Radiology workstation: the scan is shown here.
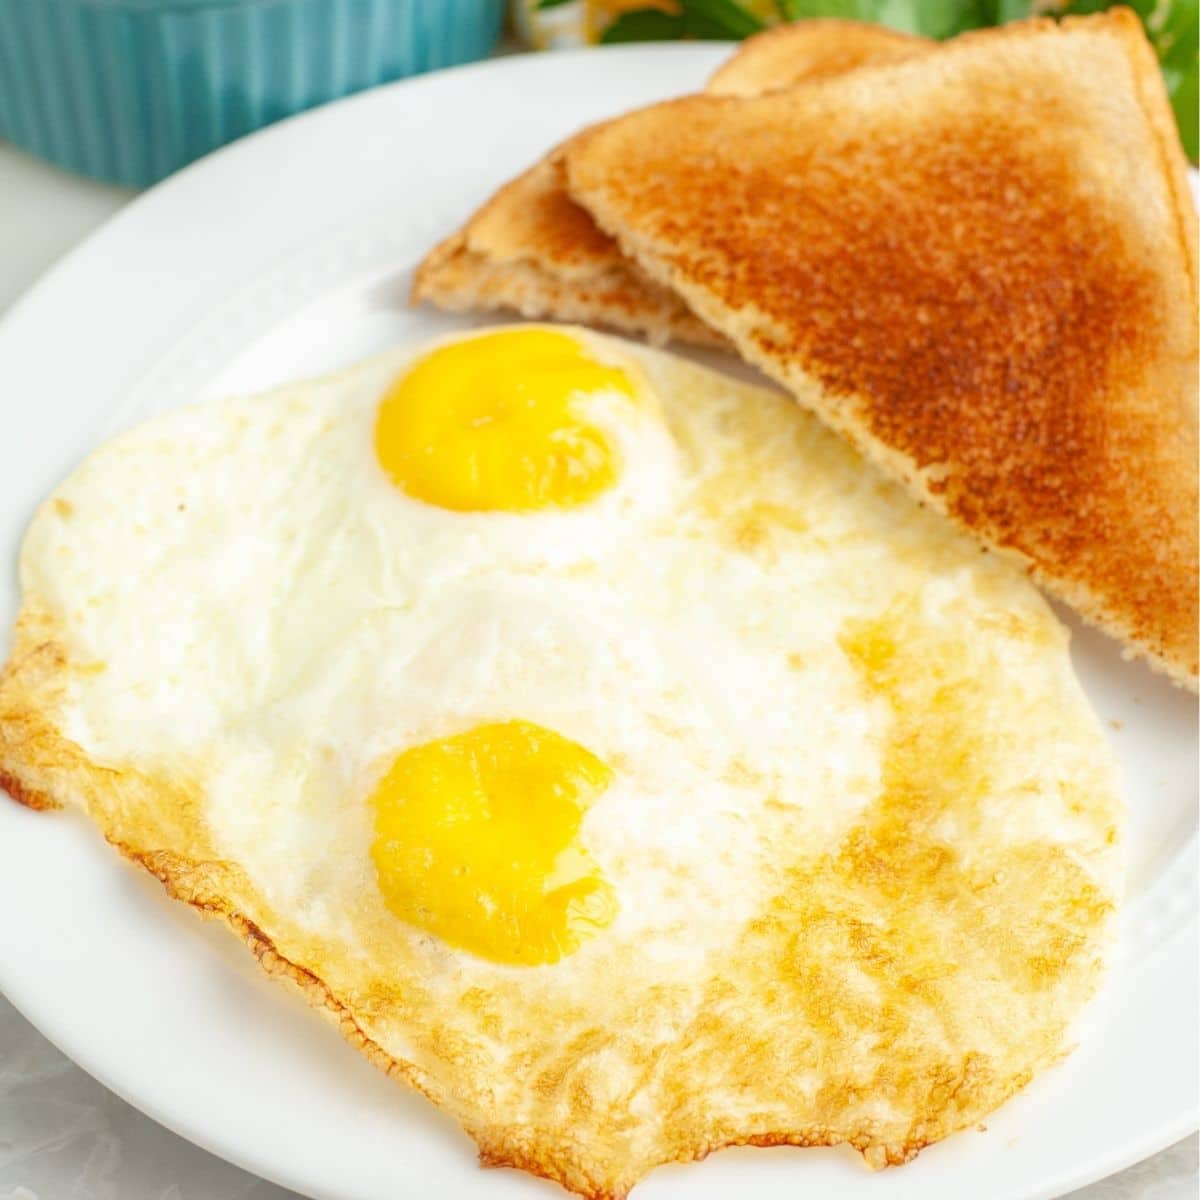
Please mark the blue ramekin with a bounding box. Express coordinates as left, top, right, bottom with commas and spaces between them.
0, 0, 505, 187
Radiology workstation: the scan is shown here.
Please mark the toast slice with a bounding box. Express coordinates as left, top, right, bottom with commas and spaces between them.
412, 21, 929, 345
412, 155, 722, 346
708, 18, 927, 95
566, 11, 1199, 685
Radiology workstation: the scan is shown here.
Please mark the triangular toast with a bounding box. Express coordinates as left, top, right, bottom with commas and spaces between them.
412, 21, 928, 345
566, 11, 1199, 684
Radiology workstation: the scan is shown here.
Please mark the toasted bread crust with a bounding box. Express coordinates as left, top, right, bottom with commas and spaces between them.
708, 19, 929, 95
567, 11, 1199, 686
413, 160, 722, 346
410, 150, 702, 345
412, 22, 928, 344
443, 155, 618, 275
413, 235, 723, 347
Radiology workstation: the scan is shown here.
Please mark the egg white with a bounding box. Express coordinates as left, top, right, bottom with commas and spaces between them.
26, 328, 1119, 968
7, 326, 1123, 1197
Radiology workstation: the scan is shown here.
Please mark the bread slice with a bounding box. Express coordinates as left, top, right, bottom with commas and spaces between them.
412, 21, 929, 345
412, 156, 722, 346
566, 11, 1199, 686
708, 18, 927, 95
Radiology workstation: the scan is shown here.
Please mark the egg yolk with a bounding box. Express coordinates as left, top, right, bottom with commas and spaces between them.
374, 328, 637, 512
370, 719, 617, 965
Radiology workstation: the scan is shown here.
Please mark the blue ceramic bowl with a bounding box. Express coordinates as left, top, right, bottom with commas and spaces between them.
0, 0, 505, 187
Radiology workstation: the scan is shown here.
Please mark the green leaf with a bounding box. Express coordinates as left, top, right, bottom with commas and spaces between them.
1155, 0, 1199, 159
599, 0, 765, 42
1168, 59, 1199, 159
681, 0, 768, 37
982, 0, 1036, 21
776, 0, 861, 22
535, 0, 575, 8
599, 9, 687, 41
777, 0, 989, 39
1064, 0, 1155, 16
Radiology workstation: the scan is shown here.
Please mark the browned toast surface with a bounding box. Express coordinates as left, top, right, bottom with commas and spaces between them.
412, 21, 928, 344
566, 11, 1199, 684
413, 157, 719, 344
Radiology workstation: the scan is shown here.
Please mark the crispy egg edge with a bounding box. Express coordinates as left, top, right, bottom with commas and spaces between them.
0, 330, 1121, 1200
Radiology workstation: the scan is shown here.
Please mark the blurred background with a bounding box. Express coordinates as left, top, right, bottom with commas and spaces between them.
0, 0, 1193, 190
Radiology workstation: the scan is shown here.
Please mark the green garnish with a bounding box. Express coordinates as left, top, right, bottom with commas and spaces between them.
601, 0, 766, 41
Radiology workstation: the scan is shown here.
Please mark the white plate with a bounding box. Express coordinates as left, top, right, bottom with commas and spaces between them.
0, 45, 1195, 1200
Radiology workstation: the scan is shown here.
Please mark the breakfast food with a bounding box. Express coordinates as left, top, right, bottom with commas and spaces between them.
0, 326, 1121, 1198
707, 18, 927, 95
413, 155, 720, 347
566, 11, 1199, 687
411, 20, 929, 344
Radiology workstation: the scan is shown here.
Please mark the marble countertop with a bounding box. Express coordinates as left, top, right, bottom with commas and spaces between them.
0, 139, 1196, 1200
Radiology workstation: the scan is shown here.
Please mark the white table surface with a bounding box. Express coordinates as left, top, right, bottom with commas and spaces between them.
0, 137, 1196, 1200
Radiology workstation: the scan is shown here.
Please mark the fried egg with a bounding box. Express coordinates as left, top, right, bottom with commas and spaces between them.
0, 325, 1122, 1199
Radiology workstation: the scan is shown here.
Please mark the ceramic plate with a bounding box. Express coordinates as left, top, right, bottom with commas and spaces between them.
0, 44, 1195, 1200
